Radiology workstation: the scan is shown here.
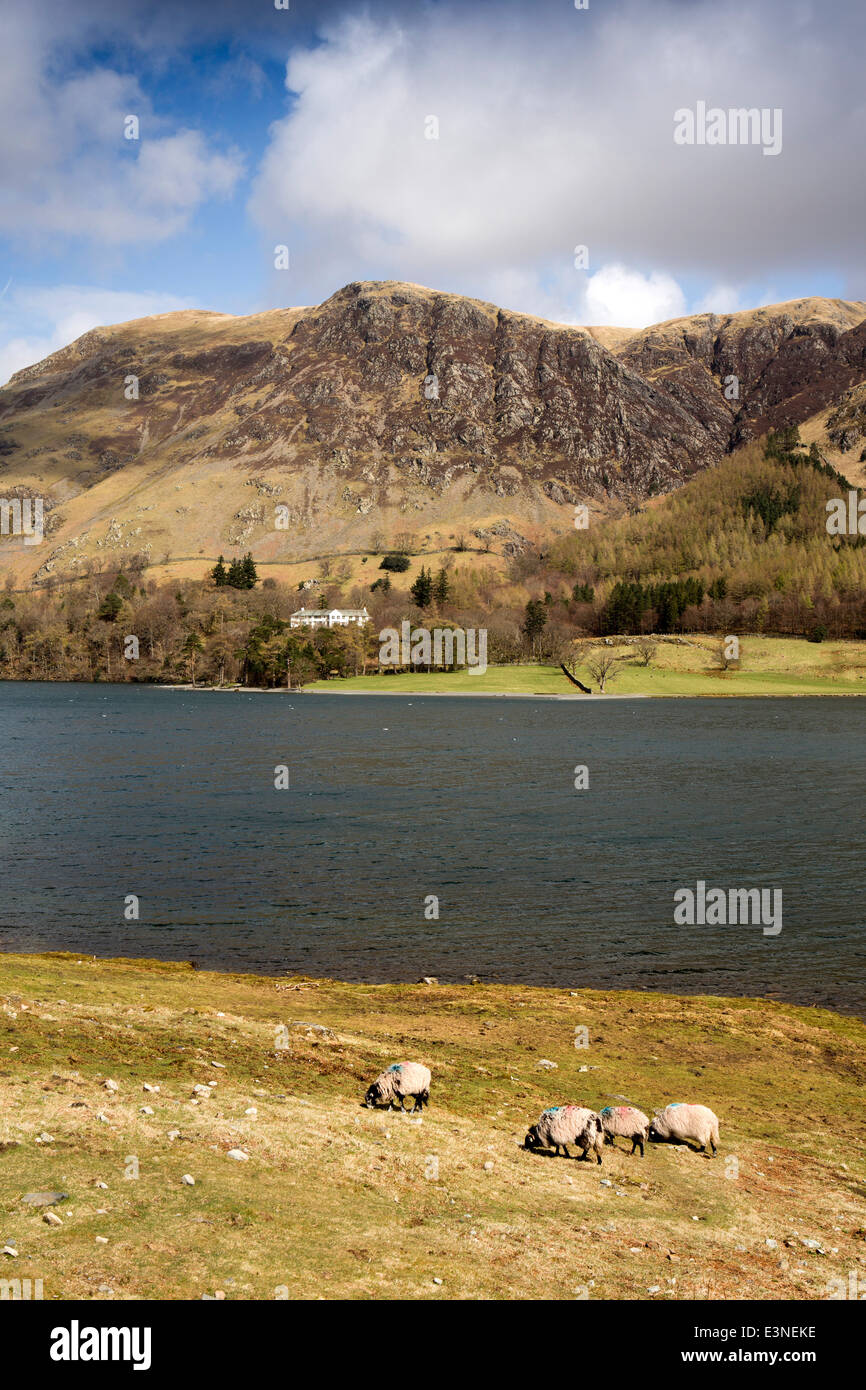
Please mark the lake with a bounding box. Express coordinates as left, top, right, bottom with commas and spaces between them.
0, 683, 863, 1015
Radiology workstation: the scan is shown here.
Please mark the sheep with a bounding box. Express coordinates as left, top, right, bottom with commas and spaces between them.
599, 1104, 650, 1157
648, 1102, 719, 1155
524, 1105, 604, 1163
364, 1062, 431, 1114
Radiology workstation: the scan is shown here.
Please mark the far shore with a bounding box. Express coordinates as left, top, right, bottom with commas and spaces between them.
3, 639, 866, 697
157, 640, 866, 698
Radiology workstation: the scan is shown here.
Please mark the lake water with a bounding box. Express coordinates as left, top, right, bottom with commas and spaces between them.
0, 683, 863, 1015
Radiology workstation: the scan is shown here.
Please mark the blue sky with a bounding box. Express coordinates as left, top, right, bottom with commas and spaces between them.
1, 0, 863, 382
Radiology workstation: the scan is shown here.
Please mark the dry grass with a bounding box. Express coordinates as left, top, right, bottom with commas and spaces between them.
1, 952, 864, 1301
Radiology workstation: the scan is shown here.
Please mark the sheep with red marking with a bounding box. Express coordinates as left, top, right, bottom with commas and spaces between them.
524, 1106, 604, 1163
600, 1104, 650, 1157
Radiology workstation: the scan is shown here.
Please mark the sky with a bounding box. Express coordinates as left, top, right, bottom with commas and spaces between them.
0, 0, 864, 383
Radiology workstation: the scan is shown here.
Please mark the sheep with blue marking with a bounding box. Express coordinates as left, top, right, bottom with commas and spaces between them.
364, 1062, 431, 1113
648, 1102, 719, 1155
524, 1105, 604, 1162
600, 1104, 650, 1157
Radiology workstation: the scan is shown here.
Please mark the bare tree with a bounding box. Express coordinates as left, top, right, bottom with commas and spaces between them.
712, 636, 740, 671
570, 643, 627, 692
634, 639, 657, 667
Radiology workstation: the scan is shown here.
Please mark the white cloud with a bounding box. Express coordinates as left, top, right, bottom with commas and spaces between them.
0, 8, 243, 247
0, 0, 863, 340
583, 266, 687, 328
472, 263, 688, 330
0, 285, 195, 385
693, 284, 746, 316
132, 131, 241, 215
249, 3, 866, 318
693, 283, 782, 316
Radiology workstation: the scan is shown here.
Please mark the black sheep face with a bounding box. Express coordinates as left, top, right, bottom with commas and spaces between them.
364, 1082, 382, 1108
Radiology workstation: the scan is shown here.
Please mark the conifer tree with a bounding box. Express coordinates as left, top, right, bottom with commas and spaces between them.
522, 599, 547, 652
211, 555, 228, 587
410, 566, 433, 608
226, 557, 244, 588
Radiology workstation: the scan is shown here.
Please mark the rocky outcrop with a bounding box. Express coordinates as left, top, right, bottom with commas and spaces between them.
0, 282, 863, 585
618, 298, 866, 449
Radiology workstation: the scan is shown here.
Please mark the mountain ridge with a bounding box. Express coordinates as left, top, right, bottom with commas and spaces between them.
1, 281, 864, 589
11, 286, 864, 390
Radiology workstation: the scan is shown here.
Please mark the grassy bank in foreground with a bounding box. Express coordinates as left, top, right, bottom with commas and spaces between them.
1, 952, 864, 1301
305, 637, 866, 696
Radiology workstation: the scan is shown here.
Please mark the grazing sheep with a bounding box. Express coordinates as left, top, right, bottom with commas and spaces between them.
364, 1062, 431, 1113
648, 1102, 719, 1155
524, 1106, 604, 1163
599, 1104, 650, 1157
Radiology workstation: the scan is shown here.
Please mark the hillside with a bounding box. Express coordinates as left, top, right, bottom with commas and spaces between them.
534, 433, 866, 642
619, 298, 866, 455
0, 283, 864, 592
3, 424, 866, 686
1, 952, 864, 1300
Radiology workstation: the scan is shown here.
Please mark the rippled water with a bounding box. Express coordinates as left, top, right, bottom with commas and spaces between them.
0, 683, 863, 1014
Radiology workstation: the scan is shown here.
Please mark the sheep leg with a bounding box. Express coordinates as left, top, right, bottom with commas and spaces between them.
561, 1144, 571, 1159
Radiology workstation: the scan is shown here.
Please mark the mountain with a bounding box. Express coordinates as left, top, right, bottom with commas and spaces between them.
0, 281, 864, 589
619, 298, 866, 452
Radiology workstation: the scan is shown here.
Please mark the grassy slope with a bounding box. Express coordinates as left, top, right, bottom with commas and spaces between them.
305, 637, 866, 697
1, 953, 864, 1301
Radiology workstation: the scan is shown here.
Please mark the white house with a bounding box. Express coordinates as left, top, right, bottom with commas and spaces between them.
290, 606, 370, 630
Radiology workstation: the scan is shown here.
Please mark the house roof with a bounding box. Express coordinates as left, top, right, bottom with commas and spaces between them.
291, 607, 369, 618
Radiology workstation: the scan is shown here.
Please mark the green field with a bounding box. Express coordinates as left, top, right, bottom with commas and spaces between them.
306, 637, 866, 697
1, 952, 864, 1301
